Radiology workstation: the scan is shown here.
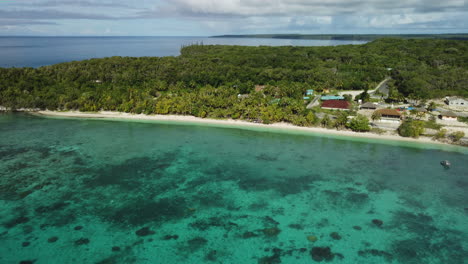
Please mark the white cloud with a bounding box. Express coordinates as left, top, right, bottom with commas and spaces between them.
0, 0, 467, 35
157, 0, 466, 17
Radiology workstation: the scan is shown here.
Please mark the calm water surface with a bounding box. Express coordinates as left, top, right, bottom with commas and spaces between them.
0, 113, 467, 264
0, 36, 367, 68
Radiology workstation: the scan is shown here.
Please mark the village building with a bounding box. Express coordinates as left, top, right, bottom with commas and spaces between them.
360, 102, 378, 110
321, 100, 350, 111
374, 109, 402, 123
439, 111, 458, 121
321, 95, 345, 101
445, 97, 467, 107
255, 85, 266, 92
237, 94, 249, 99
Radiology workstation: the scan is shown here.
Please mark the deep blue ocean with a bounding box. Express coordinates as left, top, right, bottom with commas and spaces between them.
0, 36, 367, 68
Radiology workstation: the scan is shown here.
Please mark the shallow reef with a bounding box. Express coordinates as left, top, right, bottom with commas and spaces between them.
0, 114, 467, 263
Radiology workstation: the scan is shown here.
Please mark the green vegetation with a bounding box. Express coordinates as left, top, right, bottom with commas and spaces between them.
398, 119, 425, 138
423, 120, 443, 130
427, 101, 438, 111
449, 131, 465, 142
321, 115, 332, 128
371, 111, 382, 122
0, 39, 467, 126
433, 129, 448, 140
458, 116, 468, 124
347, 115, 371, 132
334, 112, 350, 129
355, 91, 370, 103
213, 34, 468, 41
370, 128, 386, 135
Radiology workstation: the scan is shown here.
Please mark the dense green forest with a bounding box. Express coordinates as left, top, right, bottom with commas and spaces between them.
213, 34, 468, 41
0, 39, 467, 125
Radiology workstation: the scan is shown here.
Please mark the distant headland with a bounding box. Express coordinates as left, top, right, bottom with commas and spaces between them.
211, 34, 468, 41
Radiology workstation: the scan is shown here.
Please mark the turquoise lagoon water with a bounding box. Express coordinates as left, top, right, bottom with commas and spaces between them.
0, 113, 467, 264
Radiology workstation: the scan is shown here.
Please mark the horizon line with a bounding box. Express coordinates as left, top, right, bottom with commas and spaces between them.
1, 33, 468, 38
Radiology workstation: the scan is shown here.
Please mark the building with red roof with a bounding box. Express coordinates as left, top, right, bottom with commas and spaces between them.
321, 100, 351, 110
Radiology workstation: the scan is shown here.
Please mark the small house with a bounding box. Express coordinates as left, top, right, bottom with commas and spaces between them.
255, 85, 266, 92
360, 102, 378, 110
439, 111, 458, 121
321, 100, 350, 111
321, 95, 345, 101
374, 109, 402, 123
306, 89, 314, 96
446, 97, 467, 107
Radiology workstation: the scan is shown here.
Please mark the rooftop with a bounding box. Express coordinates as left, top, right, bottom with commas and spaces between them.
321, 96, 345, 101
322, 100, 350, 109
440, 111, 458, 117
360, 102, 378, 109
375, 109, 402, 117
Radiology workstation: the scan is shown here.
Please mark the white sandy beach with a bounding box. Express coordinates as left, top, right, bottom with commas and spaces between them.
31, 110, 455, 147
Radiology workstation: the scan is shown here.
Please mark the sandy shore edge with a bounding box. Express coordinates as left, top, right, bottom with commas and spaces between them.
28, 110, 459, 148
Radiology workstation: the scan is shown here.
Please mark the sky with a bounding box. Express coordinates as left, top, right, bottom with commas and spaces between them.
0, 0, 467, 36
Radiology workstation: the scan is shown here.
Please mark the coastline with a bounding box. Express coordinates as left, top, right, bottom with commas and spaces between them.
29, 110, 466, 150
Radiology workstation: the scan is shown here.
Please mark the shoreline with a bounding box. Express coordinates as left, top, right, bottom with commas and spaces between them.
29, 110, 464, 149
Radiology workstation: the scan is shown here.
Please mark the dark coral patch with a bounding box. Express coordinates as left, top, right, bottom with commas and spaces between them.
19, 260, 36, 264
205, 250, 218, 262
47, 236, 58, 243
242, 231, 259, 239
112, 246, 121, 252
391, 235, 467, 264
258, 248, 282, 264
310, 247, 336, 262
255, 154, 278, 161
358, 249, 393, 261
187, 237, 208, 252
35, 202, 69, 214
189, 216, 239, 231
323, 190, 369, 208
102, 197, 187, 226
372, 219, 383, 227
238, 174, 321, 196
86, 154, 177, 189
74, 238, 90, 246
162, 235, 179, 240
391, 211, 436, 234
96, 256, 119, 264
135, 227, 155, 237
288, 223, 304, 230
4, 216, 29, 228
330, 232, 341, 240
262, 227, 281, 237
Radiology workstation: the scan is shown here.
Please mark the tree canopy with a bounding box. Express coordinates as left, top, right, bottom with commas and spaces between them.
0, 38, 467, 122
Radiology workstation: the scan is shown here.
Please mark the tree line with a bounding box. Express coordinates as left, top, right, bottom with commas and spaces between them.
0, 38, 466, 126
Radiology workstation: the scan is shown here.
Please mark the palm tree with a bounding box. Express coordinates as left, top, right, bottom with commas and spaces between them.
371, 112, 382, 122
427, 101, 437, 111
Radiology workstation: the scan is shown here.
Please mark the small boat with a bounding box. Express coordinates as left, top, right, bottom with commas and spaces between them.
440, 160, 451, 168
